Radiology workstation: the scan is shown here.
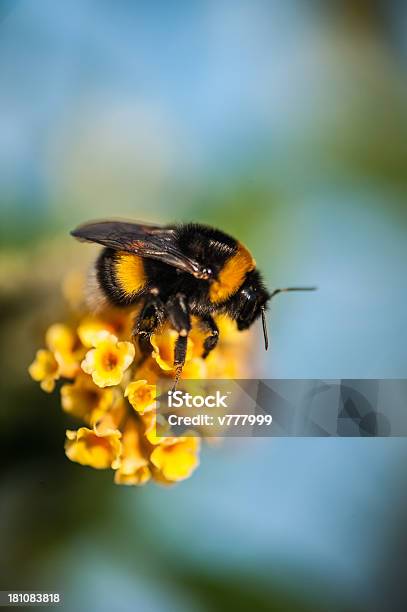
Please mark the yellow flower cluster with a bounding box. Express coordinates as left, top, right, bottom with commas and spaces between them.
29, 281, 251, 486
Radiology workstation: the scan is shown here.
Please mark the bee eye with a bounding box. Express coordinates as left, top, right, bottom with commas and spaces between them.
238, 287, 257, 318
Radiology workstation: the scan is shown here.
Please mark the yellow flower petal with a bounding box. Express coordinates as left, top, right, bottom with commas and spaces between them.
65, 427, 121, 469
55, 350, 82, 379
45, 323, 82, 378
115, 465, 151, 486
150, 434, 200, 482
114, 417, 151, 486
28, 349, 60, 393
77, 318, 116, 348
93, 398, 126, 436
181, 357, 207, 379
125, 380, 156, 415
60, 375, 113, 423
46, 323, 76, 353
81, 334, 135, 388
215, 314, 240, 340
141, 411, 169, 445
134, 356, 161, 384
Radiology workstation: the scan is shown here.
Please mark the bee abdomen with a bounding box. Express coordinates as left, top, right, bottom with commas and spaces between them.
96, 248, 147, 306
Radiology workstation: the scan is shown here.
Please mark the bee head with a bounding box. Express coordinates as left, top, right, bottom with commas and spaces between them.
230, 270, 270, 344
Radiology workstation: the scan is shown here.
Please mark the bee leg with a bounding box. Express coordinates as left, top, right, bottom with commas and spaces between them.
133, 296, 165, 360
200, 315, 219, 359
167, 293, 191, 389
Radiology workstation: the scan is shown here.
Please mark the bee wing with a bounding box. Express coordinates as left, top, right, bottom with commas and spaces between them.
71, 220, 210, 279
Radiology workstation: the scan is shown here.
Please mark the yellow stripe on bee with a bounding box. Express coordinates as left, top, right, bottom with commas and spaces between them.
209, 242, 256, 303
115, 252, 146, 296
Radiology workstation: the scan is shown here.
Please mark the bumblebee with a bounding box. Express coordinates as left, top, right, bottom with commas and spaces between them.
72, 220, 315, 383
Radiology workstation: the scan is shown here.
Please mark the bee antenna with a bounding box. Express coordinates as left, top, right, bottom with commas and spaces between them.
261, 307, 269, 351
269, 286, 317, 300
262, 287, 317, 351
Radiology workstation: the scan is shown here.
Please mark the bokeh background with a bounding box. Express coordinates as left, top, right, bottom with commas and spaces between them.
1, 1, 407, 610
